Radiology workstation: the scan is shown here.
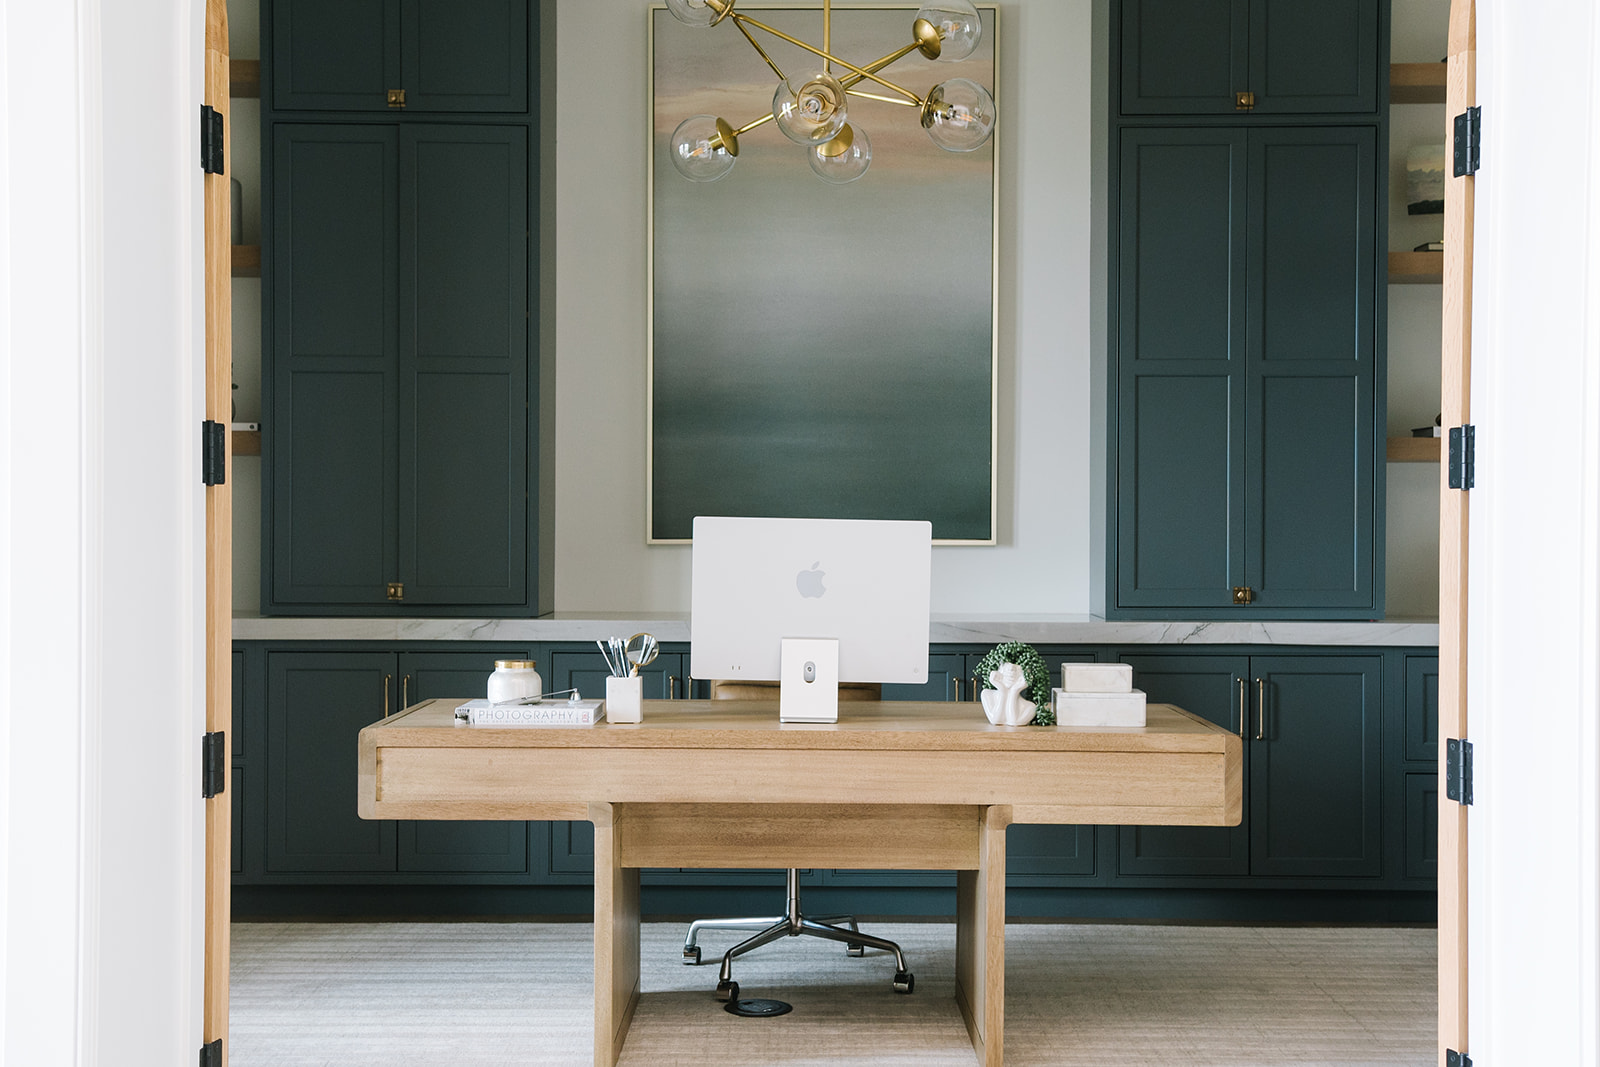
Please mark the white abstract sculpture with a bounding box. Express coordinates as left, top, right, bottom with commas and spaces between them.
980, 662, 1037, 726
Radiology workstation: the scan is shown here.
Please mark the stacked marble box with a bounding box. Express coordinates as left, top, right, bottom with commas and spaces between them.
1051, 663, 1148, 727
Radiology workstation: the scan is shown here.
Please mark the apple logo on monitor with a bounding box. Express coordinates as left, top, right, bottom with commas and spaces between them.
796, 561, 826, 599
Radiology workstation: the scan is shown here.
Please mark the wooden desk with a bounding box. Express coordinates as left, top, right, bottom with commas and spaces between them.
358, 699, 1242, 1066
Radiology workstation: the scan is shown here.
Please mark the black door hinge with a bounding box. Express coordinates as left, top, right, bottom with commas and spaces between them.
1448, 424, 1475, 490
200, 1038, 223, 1067
202, 420, 227, 486
1446, 738, 1474, 805
200, 105, 225, 175
1453, 106, 1481, 177
202, 731, 226, 799
1447, 1050, 1472, 1067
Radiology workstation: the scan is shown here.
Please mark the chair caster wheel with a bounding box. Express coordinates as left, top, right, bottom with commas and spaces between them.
716, 979, 739, 1002
682, 945, 701, 965
846, 942, 864, 957
892, 971, 914, 994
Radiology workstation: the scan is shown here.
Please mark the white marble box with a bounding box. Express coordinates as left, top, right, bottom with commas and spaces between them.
1059, 663, 1134, 693
1052, 688, 1147, 727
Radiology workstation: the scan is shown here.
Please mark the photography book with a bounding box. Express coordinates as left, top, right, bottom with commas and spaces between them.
454, 698, 605, 726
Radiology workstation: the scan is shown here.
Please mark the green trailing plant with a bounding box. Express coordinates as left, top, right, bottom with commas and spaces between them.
974, 641, 1054, 725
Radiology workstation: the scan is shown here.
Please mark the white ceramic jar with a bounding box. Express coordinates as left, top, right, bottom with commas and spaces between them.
486, 659, 542, 703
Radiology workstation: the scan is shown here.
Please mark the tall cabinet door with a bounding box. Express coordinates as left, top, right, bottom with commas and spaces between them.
271, 125, 399, 607
1117, 654, 1251, 877
1116, 129, 1248, 610
1248, 0, 1379, 115
401, 0, 528, 113
266, 651, 397, 872
1119, 0, 1248, 115
1248, 655, 1382, 877
397, 126, 529, 605
272, 0, 399, 112
1243, 127, 1377, 609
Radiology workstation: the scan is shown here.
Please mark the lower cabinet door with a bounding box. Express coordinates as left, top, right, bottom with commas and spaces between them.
1008, 825, 1096, 881
1248, 655, 1382, 877
397, 650, 531, 874
266, 651, 398, 873
1117, 654, 1251, 877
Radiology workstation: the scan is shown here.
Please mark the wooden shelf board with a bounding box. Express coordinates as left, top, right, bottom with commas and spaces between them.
1389, 250, 1443, 284
232, 430, 261, 457
230, 59, 260, 99
232, 244, 260, 278
1388, 436, 1441, 463
1391, 62, 1447, 104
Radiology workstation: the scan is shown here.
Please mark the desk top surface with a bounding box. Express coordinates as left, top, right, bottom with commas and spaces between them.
365, 699, 1233, 754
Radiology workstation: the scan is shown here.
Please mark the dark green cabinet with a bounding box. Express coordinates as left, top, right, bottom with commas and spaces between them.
1112, 125, 1379, 616
1119, 0, 1379, 115
264, 648, 529, 875
1119, 652, 1382, 880
267, 123, 530, 613
272, 0, 529, 113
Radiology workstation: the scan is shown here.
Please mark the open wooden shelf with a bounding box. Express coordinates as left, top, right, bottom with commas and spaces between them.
232, 245, 260, 277
1389, 250, 1443, 284
1387, 436, 1441, 463
232, 430, 261, 456
230, 59, 260, 99
1391, 62, 1447, 104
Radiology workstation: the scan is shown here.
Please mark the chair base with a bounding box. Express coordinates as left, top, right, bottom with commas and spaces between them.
680, 869, 913, 997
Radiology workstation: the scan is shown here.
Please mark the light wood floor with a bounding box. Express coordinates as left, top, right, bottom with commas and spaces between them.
230, 921, 1435, 1065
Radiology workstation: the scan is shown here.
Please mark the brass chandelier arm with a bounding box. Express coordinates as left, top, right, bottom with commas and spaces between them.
845, 89, 921, 108
735, 16, 786, 82
719, 36, 927, 145
727, 11, 925, 105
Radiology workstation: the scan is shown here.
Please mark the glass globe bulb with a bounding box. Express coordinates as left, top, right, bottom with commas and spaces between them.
773, 73, 849, 146
808, 124, 872, 184
668, 115, 738, 182
921, 78, 997, 152
664, 0, 727, 28
915, 1, 982, 61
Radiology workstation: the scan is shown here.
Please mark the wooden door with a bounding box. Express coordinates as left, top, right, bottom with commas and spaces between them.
1115, 128, 1248, 610
203, 1, 233, 1060
1438, 1, 1475, 1060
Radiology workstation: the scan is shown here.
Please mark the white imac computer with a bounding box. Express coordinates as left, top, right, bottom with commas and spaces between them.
690, 516, 932, 722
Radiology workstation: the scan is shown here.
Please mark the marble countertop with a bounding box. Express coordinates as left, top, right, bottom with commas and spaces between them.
233, 613, 1439, 647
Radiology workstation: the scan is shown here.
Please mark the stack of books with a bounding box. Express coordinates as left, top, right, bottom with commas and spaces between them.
1051, 664, 1147, 728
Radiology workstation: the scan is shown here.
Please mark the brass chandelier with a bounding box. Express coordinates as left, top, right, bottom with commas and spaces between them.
664, 0, 996, 184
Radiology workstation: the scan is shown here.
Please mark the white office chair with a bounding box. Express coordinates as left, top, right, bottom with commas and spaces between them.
681, 680, 914, 1002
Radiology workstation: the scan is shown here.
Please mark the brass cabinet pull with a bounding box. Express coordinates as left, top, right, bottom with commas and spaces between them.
1236, 677, 1248, 738
1255, 678, 1266, 741
402, 674, 410, 710
953, 677, 963, 702
668, 675, 678, 700
382, 674, 391, 718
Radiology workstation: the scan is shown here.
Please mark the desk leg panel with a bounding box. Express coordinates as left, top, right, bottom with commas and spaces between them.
591, 803, 640, 1067
956, 806, 1008, 1067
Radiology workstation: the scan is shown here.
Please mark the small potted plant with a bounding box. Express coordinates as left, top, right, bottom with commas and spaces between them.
974, 641, 1053, 726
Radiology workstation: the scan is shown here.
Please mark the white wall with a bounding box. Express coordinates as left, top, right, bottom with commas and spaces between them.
1468, 0, 1600, 1058
2, 0, 208, 1062
554, 1, 1097, 613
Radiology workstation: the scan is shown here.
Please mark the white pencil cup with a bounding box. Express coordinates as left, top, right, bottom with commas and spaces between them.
606, 675, 643, 723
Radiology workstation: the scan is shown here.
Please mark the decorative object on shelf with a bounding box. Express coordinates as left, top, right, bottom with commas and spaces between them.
1414, 241, 1444, 252
1412, 414, 1444, 438
979, 661, 1037, 726
974, 641, 1053, 725
1405, 143, 1446, 215
662, 0, 995, 184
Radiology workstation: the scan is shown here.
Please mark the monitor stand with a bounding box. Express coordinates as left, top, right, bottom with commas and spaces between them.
779, 637, 839, 723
